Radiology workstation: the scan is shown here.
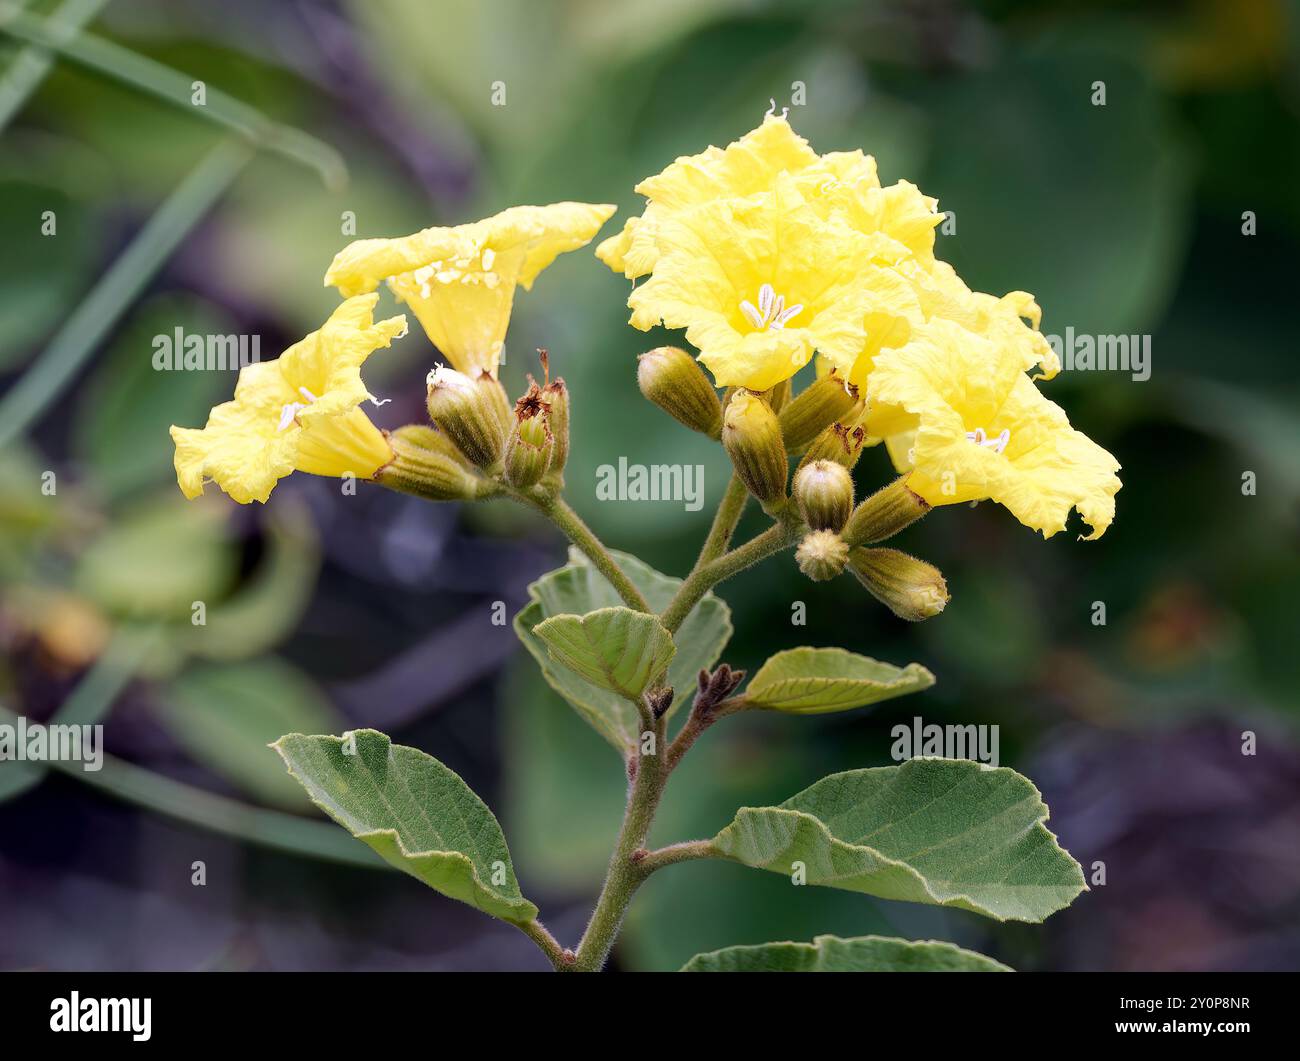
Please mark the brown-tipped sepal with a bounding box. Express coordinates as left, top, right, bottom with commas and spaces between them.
843, 476, 931, 546
637, 346, 723, 438
778, 373, 860, 450
542, 377, 570, 475
798, 420, 868, 472
796, 530, 849, 582
722, 389, 788, 506
376, 427, 494, 501
793, 460, 854, 533
848, 547, 949, 621
426, 366, 509, 469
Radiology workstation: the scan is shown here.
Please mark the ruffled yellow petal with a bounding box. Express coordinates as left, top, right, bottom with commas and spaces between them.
627, 175, 874, 391
869, 320, 1120, 538
170, 295, 406, 504
325, 202, 614, 376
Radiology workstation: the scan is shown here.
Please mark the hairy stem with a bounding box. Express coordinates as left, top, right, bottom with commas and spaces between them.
637, 839, 718, 874
513, 918, 574, 971
571, 717, 668, 971
666, 696, 746, 772
660, 520, 802, 633
695, 472, 749, 565
524, 493, 651, 612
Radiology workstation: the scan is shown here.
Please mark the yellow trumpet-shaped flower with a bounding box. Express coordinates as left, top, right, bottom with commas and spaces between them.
626, 174, 884, 391
325, 202, 614, 378
869, 320, 1121, 539
170, 295, 407, 504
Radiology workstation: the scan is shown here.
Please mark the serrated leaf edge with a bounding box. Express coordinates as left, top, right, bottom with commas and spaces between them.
533, 605, 676, 701
679, 933, 1014, 972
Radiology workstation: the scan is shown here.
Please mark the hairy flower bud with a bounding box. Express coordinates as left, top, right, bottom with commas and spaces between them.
798, 420, 869, 472
504, 407, 554, 489
848, 547, 949, 621
793, 460, 854, 532
542, 377, 570, 475
722, 389, 788, 506
778, 373, 860, 450
796, 529, 849, 582
426, 366, 510, 469
637, 346, 723, 437
843, 476, 932, 546
375, 426, 493, 501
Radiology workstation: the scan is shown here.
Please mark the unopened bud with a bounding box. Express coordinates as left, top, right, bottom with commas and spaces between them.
848, 547, 948, 621
798, 420, 869, 472
542, 377, 570, 475
376, 427, 493, 501
765, 377, 792, 413
426, 366, 510, 469
793, 460, 854, 532
722, 389, 788, 506
504, 407, 554, 489
843, 476, 931, 546
638, 346, 723, 438
778, 373, 859, 449
796, 529, 849, 582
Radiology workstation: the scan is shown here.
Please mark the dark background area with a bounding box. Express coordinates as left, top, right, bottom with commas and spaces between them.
1, 0, 1297, 971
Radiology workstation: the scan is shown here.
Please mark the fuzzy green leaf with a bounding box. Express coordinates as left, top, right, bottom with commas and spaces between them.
745, 647, 934, 714
273, 729, 537, 922
515, 548, 732, 751
534, 606, 675, 701
681, 934, 1012, 972
712, 757, 1085, 922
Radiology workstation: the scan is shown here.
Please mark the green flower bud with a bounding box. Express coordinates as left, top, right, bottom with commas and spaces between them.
793, 459, 854, 532
848, 547, 949, 621
796, 529, 849, 582
426, 366, 510, 469
778, 373, 860, 449
637, 346, 723, 438
542, 377, 570, 475
722, 389, 788, 506
504, 408, 554, 489
798, 420, 869, 472
764, 377, 792, 414
843, 476, 931, 546
375, 426, 494, 501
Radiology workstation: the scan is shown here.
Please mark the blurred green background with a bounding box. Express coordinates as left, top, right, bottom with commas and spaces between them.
1, 0, 1298, 972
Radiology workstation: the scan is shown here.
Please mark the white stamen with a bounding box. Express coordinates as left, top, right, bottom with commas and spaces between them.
298, 386, 318, 403
740, 284, 804, 331
965, 427, 1010, 454
278, 402, 306, 431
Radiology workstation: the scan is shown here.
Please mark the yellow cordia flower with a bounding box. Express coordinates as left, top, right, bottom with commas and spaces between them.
625, 174, 885, 391
324, 202, 614, 378
869, 319, 1121, 539
170, 294, 407, 504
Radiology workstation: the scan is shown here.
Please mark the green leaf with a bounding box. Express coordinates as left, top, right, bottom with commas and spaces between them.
712, 757, 1085, 923
514, 548, 732, 751
534, 606, 675, 701
745, 647, 934, 714
681, 934, 1012, 972
273, 729, 537, 922
159, 658, 343, 810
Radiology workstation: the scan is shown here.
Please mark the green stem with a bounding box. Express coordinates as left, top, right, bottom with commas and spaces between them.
571, 717, 668, 971
524, 494, 651, 613
513, 918, 573, 971
637, 839, 717, 874
695, 472, 749, 565
660, 520, 801, 634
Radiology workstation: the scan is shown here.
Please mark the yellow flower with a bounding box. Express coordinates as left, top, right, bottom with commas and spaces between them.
325, 202, 614, 377
626, 174, 881, 391
597, 112, 820, 279
869, 320, 1121, 538
170, 295, 407, 504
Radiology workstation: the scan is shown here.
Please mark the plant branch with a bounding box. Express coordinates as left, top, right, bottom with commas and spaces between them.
695, 472, 749, 565
520, 493, 651, 613
637, 839, 717, 873
660, 519, 802, 633
513, 918, 574, 971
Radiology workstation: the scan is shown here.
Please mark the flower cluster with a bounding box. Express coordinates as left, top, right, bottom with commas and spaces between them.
602, 109, 1121, 540
170, 109, 1120, 622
